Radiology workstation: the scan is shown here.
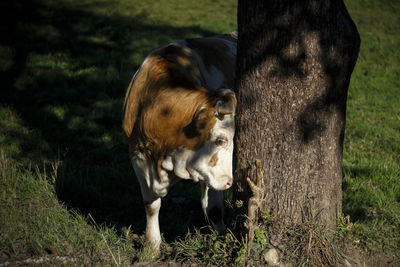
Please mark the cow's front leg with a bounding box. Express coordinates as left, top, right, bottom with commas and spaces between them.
200, 182, 226, 235
131, 154, 163, 252
144, 197, 161, 250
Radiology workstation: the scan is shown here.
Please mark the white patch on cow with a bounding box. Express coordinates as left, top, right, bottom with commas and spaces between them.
161, 155, 173, 171
159, 169, 169, 183
132, 153, 170, 198
201, 182, 209, 214
159, 108, 235, 191
171, 148, 192, 179
131, 153, 163, 249
187, 49, 222, 90
230, 30, 238, 38
186, 113, 234, 190
206, 113, 235, 190
145, 198, 161, 249
161, 149, 192, 180
200, 182, 226, 234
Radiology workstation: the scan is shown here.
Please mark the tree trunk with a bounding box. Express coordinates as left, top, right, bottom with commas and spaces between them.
233, 0, 360, 228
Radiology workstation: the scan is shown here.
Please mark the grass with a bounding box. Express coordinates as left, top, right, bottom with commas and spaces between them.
0, 0, 399, 265
342, 0, 400, 257
0, 153, 136, 265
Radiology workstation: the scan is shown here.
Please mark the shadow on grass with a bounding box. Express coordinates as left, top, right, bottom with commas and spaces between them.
342, 166, 374, 221
0, 0, 217, 242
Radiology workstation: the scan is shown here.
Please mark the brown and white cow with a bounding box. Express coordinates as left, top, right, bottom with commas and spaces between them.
122, 31, 237, 250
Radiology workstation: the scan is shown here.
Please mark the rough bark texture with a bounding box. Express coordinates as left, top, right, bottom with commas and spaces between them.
233, 0, 360, 228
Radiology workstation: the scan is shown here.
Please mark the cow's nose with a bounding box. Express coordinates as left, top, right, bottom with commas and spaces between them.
224, 177, 233, 190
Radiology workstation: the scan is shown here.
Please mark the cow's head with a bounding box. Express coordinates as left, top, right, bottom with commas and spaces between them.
164, 89, 236, 191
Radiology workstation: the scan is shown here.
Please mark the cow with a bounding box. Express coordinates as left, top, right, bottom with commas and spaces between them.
122, 31, 237, 251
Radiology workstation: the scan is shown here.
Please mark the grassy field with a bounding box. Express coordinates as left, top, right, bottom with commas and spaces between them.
0, 0, 399, 265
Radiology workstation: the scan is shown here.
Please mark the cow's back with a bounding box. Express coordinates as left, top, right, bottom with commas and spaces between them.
175, 33, 237, 90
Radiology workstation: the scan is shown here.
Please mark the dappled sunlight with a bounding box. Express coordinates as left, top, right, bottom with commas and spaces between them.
0, 0, 235, 240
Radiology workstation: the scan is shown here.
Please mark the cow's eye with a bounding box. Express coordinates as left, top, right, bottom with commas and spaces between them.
215, 137, 227, 147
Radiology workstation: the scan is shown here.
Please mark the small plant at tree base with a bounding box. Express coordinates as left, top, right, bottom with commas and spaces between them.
239, 159, 352, 266
336, 215, 353, 238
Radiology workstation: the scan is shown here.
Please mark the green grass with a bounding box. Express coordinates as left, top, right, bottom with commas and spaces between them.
0, 153, 136, 265
0, 0, 399, 265
342, 0, 400, 255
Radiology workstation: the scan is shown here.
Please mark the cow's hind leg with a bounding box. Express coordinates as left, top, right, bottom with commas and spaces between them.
201, 183, 226, 235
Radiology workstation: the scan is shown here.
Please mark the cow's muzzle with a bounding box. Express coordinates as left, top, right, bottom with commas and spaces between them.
221, 176, 233, 190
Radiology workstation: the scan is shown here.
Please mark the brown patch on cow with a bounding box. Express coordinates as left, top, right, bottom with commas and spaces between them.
145, 203, 156, 217
176, 55, 191, 67
221, 91, 237, 107
208, 152, 218, 167
123, 45, 202, 135
161, 106, 171, 117
183, 107, 215, 139
216, 91, 237, 118
123, 44, 225, 182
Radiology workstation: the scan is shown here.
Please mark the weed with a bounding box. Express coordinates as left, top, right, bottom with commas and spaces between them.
165, 228, 244, 266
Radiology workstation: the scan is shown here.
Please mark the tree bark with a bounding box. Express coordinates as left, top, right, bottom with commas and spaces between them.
233, 0, 360, 228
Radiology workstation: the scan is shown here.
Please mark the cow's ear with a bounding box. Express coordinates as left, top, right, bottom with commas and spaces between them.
215, 91, 237, 117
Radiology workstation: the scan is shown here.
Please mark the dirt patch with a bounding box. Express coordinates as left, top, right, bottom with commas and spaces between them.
341, 243, 400, 267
